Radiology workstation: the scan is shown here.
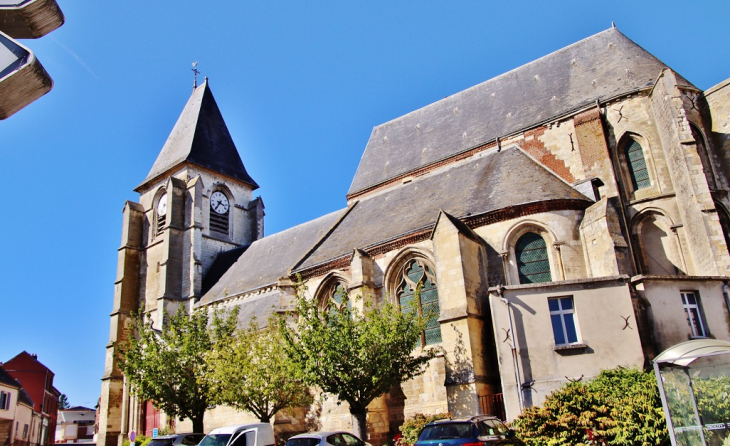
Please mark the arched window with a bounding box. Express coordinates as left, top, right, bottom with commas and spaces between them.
636, 213, 684, 275
625, 140, 651, 191
321, 281, 350, 312
155, 190, 167, 237
396, 259, 441, 345
691, 124, 717, 190
516, 233, 552, 284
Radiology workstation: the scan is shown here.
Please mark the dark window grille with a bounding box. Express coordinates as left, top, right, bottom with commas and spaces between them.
516, 233, 552, 284
626, 140, 651, 190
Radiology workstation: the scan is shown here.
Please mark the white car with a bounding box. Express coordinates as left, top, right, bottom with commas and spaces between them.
199, 423, 275, 446
285, 432, 370, 446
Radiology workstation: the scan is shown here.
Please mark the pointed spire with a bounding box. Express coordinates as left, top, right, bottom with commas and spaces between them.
137, 79, 258, 191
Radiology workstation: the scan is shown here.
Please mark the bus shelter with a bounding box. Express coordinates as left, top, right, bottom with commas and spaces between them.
653, 339, 730, 446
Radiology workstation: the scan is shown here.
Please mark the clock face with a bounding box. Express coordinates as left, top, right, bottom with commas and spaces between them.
157, 193, 167, 216
211, 191, 230, 214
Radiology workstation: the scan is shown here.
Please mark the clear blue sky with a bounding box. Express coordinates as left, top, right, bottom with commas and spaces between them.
2, 1, 729, 409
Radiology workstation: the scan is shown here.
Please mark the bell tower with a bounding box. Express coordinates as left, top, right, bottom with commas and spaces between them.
98, 79, 262, 446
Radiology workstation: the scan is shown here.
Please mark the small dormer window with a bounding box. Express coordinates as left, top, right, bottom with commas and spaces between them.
156, 192, 167, 236
210, 190, 230, 236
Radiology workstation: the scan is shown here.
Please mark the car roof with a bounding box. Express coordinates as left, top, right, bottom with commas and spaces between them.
288, 431, 355, 440
208, 424, 270, 435
428, 415, 500, 424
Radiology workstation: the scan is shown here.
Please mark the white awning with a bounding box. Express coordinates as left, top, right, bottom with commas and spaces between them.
654, 339, 730, 367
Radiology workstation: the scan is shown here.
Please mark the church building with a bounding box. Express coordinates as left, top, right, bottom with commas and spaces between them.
98, 27, 730, 446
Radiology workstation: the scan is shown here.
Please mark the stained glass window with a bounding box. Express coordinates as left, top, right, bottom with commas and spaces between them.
397, 259, 442, 345
516, 233, 552, 284
626, 140, 651, 190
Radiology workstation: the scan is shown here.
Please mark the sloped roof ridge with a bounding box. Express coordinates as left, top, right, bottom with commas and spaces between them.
197, 208, 348, 305
372, 28, 615, 131
264, 207, 347, 242
301, 147, 591, 271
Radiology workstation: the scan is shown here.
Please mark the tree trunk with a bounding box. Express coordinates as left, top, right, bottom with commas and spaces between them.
350, 411, 367, 442
191, 413, 205, 434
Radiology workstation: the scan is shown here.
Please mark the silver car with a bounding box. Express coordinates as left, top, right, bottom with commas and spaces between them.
285, 432, 370, 446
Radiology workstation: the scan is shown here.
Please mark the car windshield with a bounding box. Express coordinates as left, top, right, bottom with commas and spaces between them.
475, 419, 509, 437
418, 424, 473, 440
199, 434, 232, 446
181, 435, 206, 445
285, 438, 320, 446
148, 440, 174, 446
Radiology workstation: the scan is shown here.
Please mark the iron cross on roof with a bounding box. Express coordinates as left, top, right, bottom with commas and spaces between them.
192, 61, 200, 88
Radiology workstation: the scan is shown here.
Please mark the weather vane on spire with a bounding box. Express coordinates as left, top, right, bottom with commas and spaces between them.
192, 61, 200, 88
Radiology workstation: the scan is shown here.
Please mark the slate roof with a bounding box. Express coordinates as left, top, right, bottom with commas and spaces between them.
17, 388, 33, 407
348, 27, 694, 196
138, 80, 258, 191
198, 209, 347, 304
201, 246, 248, 296
297, 147, 591, 271
0, 363, 21, 389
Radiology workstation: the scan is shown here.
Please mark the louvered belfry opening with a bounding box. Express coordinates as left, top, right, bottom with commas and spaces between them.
156, 213, 165, 236
397, 259, 442, 345
210, 210, 229, 235
516, 232, 552, 284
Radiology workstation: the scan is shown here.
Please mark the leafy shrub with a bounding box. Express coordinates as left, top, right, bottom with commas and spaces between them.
512, 368, 669, 445
399, 412, 451, 446
121, 435, 152, 446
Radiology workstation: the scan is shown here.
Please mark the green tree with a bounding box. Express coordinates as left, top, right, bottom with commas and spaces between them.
117, 306, 238, 433
58, 393, 70, 410
280, 282, 437, 441
512, 367, 668, 446
208, 317, 312, 422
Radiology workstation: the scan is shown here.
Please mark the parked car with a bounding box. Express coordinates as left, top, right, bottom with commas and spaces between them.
414, 415, 523, 446
285, 431, 370, 446
148, 434, 206, 446
198, 423, 276, 446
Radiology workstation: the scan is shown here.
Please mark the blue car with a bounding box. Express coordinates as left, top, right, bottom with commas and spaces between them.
414, 416, 522, 446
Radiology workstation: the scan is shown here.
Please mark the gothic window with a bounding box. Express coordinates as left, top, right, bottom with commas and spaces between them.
209, 189, 230, 236
625, 140, 651, 191
396, 259, 441, 346
321, 281, 350, 312
516, 232, 552, 284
